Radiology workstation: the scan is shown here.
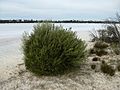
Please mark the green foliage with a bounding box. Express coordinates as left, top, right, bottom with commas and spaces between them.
101, 63, 115, 76
95, 49, 108, 56
90, 25, 120, 44
90, 24, 120, 57
94, 41, 109, 49
22, 23, 87, 75
89, 48, 108, 56
111, 44, 120, 55
89, 41, 108, 56
113, 48, 120, 55
90, 14, 120, 57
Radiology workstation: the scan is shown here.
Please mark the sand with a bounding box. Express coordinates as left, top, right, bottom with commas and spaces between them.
0, 37, 23, 82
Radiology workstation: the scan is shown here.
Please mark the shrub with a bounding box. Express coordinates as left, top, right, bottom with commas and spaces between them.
89, 48, 96, 54
89, 43, 108, 56
102, 60, 105, 64
111, 44, 120, 55
92, 57, 100, 61
90, 25, 120, 44
117, 65, 120, 71
91, 64, 96, 70
90, 41, 108, 56
113, 48, 120, 55
94, 41, 109, 49
101, 63, 115, 76
96, 49, 108, 56
22, 23, 87, 75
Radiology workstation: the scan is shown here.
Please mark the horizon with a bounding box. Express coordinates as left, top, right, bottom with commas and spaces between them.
0, 19, 119, 24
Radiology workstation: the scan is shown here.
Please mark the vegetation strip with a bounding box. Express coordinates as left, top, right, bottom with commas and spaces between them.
0, 20, 119, 24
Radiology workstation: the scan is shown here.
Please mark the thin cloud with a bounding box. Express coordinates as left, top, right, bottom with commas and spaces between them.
0, 0, 120, 20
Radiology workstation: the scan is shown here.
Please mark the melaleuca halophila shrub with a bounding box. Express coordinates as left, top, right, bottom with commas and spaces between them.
22, 23, 87, 75
101, 63, 115, 76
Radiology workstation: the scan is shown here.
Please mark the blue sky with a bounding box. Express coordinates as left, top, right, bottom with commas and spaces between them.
0, 0, 120, 20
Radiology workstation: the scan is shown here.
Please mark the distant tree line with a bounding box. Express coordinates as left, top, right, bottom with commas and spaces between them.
0, 19, 119, 24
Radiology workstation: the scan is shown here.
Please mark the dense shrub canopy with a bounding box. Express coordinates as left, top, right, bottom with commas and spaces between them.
22, 23, 86, 75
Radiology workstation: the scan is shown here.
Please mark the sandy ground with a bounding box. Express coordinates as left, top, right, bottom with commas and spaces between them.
0, 37, 23, 82
0, 34, 120, 90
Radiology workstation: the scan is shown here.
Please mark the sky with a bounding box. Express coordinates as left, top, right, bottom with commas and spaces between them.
0, 0, 120, 20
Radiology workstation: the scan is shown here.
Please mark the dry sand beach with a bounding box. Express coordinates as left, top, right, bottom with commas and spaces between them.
0, 33, 120, 90
0, 37, 23, 81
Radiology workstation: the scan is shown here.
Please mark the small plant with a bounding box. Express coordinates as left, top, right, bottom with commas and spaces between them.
116, 59, 120, 71
90, 41, 109, 56
94, 41, 109, 49
89, 48, 96, 54
114, 48, 120, 55
102, 60, 105, 64
101, 63, 115, 76
92, 57, 100, 61
117, 65, 120, 71
96, 49, 108, 56
91, 64, 96, 70
90, 25, 120, 44
111, 44, 120, 55
22, 23, 87, 75
89, 42, 108, 56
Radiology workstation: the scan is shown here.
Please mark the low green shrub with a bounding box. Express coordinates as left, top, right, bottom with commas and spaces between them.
111, 44, 120, 55
101, 63, 115, 76
114, 48, 120, 55
96, 49, 108, 56
22, 23, 87, 75
89, 41, 108, 56
94, 41, 109, 49
90, 25, 120, 44
89, 44, 108, 56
